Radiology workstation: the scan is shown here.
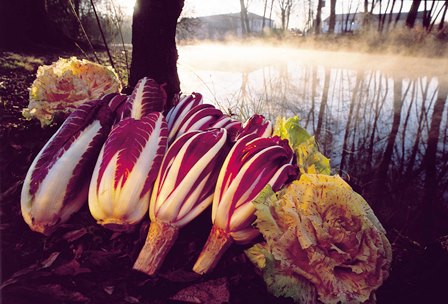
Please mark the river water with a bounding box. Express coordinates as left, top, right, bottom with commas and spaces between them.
178, 43, 448, 243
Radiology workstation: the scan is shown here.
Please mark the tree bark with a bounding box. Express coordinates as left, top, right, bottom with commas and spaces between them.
329, 0, 337, 33
439, 1, 448, 32
387, 0, 397, 30
315, 0, 323, 34
129, 0, 184, 108
269, 0, 275, 28
406, 0, 422, 28
262, 0, 268, 29
239, 0, 250, 35
394, 0, 404, 27
422, 0, 435, 29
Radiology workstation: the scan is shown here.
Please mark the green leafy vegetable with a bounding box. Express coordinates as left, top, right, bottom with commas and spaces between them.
246, 243, 317, 304
246, 175, 392, 304
273, 116, 330, 175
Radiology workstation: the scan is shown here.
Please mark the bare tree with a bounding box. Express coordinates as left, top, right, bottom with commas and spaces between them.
386, 0, 397, 31
422, 0, 436, 29
328, 0, 337, 33
429, 1, 447, 32
278, 0, 293, 32
439, 1, 448, 31
239, 0, 251, 35
315, 0, 323, 34
379, 0, 392, 32
269, 0, 275, 25
343, 0, 359, 32
406, 0, 422, 28
394, 0, 405, 27
262, 0, 269, 29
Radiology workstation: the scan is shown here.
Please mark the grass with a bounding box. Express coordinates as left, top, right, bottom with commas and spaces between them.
0, 53, 45, 72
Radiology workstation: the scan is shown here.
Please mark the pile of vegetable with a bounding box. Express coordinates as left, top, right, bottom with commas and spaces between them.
20, 60, 392, 303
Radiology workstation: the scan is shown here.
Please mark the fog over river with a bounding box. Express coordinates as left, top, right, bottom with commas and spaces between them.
178, 43, 448, 242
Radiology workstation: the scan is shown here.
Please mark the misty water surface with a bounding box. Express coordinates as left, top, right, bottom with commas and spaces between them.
178, 44, 448, 242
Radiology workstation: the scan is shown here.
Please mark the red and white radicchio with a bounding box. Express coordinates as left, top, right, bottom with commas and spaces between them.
21, 99, 115, 235
88, 112, 168, 231
193, 133, 298, 274
133, 128, 231, 276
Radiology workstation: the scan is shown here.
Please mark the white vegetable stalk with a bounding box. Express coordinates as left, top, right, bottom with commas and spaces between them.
88, 112, 168, 231
133, 128, 230, 275
21, 98, 117, 235
193, 133, 298, 274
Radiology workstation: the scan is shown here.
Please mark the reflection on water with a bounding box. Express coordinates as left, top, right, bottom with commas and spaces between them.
178, 44, 448, 243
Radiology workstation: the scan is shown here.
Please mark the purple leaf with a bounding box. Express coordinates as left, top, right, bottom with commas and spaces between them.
21, 99, 115, 234
213, 134, 298, 234
166, 93, 203, 130
151, 128, 230, 226
89, 112, 168, 229
168, 104, 224, 145
236, 114, 272, 140
125, 77, 167, 119
29, 100, 113, 197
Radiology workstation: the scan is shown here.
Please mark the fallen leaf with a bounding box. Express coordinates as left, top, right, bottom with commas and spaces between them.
103, 285, 114, 295
0, 252, 61, 289
41, 252, 61, 268
53, 259, 91, 276
62, 228, 88, 242
124, 295, 141, 303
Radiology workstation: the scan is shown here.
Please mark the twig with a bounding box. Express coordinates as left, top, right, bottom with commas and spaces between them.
109, 0, 130, 80
90, 0, 115, 70
68, 0, 100, 62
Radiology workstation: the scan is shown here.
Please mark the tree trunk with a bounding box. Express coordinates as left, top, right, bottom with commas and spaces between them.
439, 1, 448, 32
406, 0, 422, 28
344, 0, 353, 32
377, 0, 383, 32
380, 0, 392, 32
394, 0, 404, 27
129, 0, 184, 108
269, 0, 275, 28
429, 1, 447, 32
329, 0, 337, 33
422, 0, 434, 29
244, 0, 251, 33
363, 0, 370, 27
286, 2, 292, 31
315, 0, 323, 35
262, 0, 268, 29
239, 0, 250, 35
387, 0, 397, 30
281, 8, 287, 31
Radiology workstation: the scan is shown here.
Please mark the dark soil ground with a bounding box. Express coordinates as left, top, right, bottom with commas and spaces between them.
1, 49, 447, 304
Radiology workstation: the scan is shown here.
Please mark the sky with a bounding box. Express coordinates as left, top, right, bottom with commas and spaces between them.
115, 0, 433, 30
